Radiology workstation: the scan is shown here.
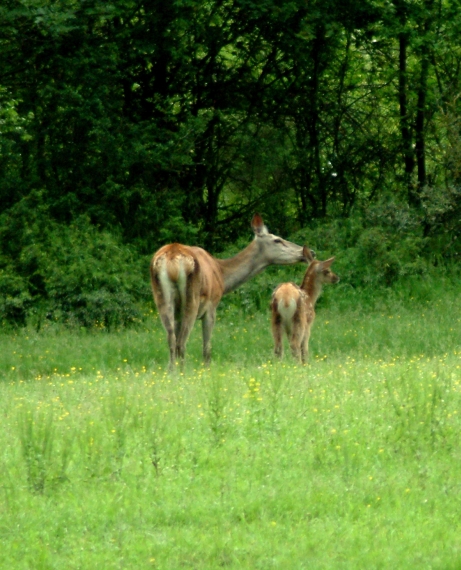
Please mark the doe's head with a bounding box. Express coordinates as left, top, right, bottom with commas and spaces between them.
251, 214, 309, 265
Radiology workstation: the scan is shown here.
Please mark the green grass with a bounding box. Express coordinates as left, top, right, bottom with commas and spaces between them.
1, 281, 461, 568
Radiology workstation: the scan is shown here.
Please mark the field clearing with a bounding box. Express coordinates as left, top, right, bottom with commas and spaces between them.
1, 285, 461, 568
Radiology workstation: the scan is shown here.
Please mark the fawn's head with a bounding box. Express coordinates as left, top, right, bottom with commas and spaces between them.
315, 257, 340, 284
302, 246, 340, 286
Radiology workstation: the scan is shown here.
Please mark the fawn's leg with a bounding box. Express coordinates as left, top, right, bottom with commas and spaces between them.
301, 327, 311, 365
271, 313, 284, 358
289, 320, 304, 363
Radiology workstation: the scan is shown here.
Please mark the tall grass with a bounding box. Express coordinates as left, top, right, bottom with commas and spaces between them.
1, 276, 461, 568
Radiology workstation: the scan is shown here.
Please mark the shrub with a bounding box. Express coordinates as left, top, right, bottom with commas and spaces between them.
0, 201, 147, 328
0, 271, 31, 326
25, 219, 146, 329
220, 199, 432, 312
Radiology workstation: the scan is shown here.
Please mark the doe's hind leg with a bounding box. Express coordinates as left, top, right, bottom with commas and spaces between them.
152, 281, 177, 371
176, 275, 200, 369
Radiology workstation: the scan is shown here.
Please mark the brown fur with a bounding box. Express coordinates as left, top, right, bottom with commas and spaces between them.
271, 246, 339, 364
151, 214, 309, 370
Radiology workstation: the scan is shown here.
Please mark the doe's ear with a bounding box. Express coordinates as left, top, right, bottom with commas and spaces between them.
251, 213, 268, 236
303, 245, 315, 263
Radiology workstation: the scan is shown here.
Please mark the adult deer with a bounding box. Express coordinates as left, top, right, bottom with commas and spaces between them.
271, 246, 339, 364
150, 214, 309, 370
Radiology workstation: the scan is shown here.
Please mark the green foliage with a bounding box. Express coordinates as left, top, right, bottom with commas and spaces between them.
343, 226, 427, 287
294, 201, 429, 288
0, 270, 32, 327
2, 0, 461, 326
26, 219, 145, 329
0, 202, 146, 328
18, 406, 55, 494
1, 0, 461, 251
18, 404, 72, 494
220, 199, 432, 314
420, 184, 461, 262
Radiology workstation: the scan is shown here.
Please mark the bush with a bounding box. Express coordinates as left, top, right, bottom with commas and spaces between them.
220, 199, 433, 313
0, 193, 451, 326
0, 201, 147, 328
26, 219, 146, 329
0, 264, 32, 326
289, 201, 430, 290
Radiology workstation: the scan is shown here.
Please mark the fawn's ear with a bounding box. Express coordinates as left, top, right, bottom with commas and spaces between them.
303, 245, 315, 263
320, 257, 335, 270
251, 213, 268, 236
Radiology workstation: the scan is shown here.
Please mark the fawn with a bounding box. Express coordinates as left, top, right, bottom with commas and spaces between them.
270, 246, 339, 364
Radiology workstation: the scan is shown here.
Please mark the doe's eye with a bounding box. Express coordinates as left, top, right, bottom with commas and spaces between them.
273, 239, 282, 244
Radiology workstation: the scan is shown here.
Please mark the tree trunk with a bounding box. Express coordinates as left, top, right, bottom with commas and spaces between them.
398, 31, 416, 204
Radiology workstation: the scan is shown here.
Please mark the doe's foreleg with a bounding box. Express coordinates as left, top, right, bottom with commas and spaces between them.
201, 307, 216, 366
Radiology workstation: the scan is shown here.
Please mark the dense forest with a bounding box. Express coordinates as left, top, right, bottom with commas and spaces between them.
1, 0, 461, 327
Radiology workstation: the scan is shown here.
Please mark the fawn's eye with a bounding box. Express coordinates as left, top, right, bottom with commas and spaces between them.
274, 239, 282, 244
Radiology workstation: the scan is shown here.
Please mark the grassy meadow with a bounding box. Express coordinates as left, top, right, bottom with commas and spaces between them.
1, 275, 461, 568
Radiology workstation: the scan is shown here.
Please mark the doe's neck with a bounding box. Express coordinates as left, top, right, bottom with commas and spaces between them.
216, 240, 267, 293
